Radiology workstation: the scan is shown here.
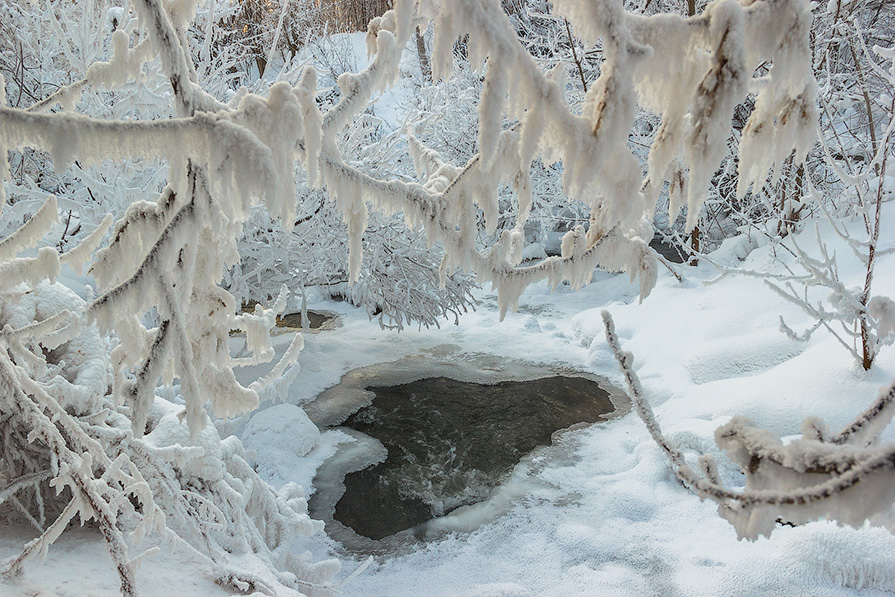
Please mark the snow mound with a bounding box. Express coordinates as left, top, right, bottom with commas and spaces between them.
243, 403, 321, 460
685, 332, 805, 384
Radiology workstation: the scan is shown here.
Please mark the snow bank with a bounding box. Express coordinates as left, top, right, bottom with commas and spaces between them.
244, 403, 321, 460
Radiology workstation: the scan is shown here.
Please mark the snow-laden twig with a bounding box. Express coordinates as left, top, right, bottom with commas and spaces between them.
0, 195, 58, 261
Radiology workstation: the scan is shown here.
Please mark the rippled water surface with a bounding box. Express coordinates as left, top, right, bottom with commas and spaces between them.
333, 376, 615, 540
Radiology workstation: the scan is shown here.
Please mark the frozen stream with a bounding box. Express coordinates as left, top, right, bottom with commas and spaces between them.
305, 357, 628, 553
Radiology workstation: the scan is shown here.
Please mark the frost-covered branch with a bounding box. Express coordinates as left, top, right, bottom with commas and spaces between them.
603, 310, 895, 540
0, 209, 336, 594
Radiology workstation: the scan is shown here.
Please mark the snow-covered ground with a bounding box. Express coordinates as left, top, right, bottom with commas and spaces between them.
5, 204, 895, 596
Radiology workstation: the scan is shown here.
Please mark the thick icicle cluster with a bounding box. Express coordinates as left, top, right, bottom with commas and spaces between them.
380, 0, 816, 313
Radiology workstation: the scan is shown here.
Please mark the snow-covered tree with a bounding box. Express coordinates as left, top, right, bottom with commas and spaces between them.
226, 31, 478, 330
706, 9, 895, 370
0, 196, 335, 595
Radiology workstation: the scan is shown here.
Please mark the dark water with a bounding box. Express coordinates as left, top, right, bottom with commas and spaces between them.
242, 300, 334, 329
277, 310, 333, 329
334, 376, 614, 540
649, 238, 687, 263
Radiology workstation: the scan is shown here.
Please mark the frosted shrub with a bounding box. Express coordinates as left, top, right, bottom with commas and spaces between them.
0, 0, 329, 594
0, 198, 334, 595
229, 47, 477, 330
767, 36, 895, 370
717, 29, 895, 370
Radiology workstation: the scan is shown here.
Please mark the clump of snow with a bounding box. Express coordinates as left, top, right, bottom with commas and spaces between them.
243, 403, 321, 461
869, 296, 895, 346
143, 399, 227, 483
1, 280, 111, 415
86, 30, 152, 88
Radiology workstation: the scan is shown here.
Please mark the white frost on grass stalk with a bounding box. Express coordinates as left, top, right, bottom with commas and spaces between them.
753, 43, 895, 370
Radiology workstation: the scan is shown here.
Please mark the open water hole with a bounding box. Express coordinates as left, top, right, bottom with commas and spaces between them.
241, 300, 338, 330
306, 359, 627, 553
277, 309, 335, 330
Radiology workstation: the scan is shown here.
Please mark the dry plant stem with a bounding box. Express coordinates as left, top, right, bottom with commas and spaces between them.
0, 471, 51, 504
834, 380, 895, 445
415, 26, 431, 84
25, 79, 87, 113
600, 310, 695, 474
859, 100, 892, 370
689, 225, 700, 265
564, 18, 588, 93
848, 42, 879, 176
653, 250, 684, 283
